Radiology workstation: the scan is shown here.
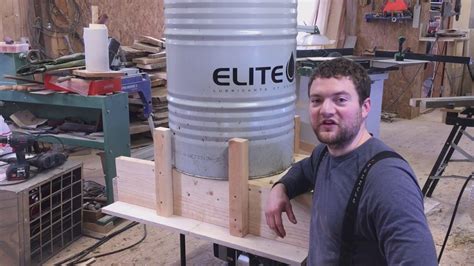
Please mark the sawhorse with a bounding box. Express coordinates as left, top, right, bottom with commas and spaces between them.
421, 107, 473, 197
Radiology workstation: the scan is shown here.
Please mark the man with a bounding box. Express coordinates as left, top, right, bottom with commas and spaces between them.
265, 58, 437, 265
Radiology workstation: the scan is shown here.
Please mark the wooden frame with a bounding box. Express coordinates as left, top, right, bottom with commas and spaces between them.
104, 116, 312, 264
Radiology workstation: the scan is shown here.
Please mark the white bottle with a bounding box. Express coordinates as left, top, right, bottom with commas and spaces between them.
0, 115, 12, 155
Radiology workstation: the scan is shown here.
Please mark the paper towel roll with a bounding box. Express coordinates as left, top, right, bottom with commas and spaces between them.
84, 24, 110, 72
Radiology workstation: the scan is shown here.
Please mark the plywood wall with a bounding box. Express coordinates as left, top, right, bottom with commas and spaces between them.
0, 0, 165, 69
353, 1, 432, 119
0, 0, 29, 41
82, 0, 165, 46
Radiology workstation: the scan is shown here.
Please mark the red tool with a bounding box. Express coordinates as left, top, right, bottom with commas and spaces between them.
383, 0, 409, 13
44, 74, 121, 96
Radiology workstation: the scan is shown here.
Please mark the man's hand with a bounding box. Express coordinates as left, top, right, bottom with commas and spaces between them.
264, 183, 297, 238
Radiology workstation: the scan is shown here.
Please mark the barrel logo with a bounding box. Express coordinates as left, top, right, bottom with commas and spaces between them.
212, 52, 296, 86
286, 52, 295, 82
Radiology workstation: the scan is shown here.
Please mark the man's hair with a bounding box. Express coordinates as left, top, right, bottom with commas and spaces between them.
308, 58, 371, 105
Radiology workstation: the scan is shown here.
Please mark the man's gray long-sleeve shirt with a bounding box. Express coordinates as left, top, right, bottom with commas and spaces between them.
279, 138, 437, 265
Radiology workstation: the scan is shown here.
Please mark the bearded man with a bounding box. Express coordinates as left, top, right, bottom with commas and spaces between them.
265, 58, 437, 266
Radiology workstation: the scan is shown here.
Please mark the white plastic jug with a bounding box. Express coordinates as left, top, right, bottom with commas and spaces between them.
0, 115, 12, 155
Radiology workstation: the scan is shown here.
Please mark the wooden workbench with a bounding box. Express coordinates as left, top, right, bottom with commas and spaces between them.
102, 123, 311, 265
103, 201, 308, 265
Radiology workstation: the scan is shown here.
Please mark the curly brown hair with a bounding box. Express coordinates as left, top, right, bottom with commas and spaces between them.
308, 58, 372, 106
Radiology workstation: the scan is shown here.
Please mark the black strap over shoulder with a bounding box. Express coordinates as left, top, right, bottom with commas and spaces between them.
338, 151, 405, 266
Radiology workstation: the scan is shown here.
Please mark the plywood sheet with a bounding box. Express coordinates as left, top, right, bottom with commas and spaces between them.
0, 0, 29, 41
248, 185, 311, 249
172, 170, 230, 228
116, 157, 156, 210
354, 0, 429, 119
84, 0, 165, 46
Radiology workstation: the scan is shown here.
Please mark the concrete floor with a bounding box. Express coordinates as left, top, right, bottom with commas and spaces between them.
46, 109, 473, 265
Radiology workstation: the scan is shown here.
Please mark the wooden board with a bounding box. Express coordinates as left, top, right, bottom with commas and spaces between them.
294, 115, 301, 154
228, 138, 249, 237
409, 96, 474, 109
129, 121, 152, 135
103, 201, 308, 265
371, 59, 429, 69
73, 69, 124, 78
116, 157, 156, 210
315, 0, 331, 35
132, 56, 166, 65
148, 51, 167, 59
154, 128, 173, 216
151, 79, 166, 87
132, 41, 162, 53
120, 46, 150, 60
325, 0, 345, 48
139, 35, 165, 48
148, 71, 167, 80
248, 183, 311, 249
137, 62, 166, 70
172, 170, 230, 228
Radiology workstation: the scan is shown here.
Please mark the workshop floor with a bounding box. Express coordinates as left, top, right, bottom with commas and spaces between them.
46, 109, 473, 265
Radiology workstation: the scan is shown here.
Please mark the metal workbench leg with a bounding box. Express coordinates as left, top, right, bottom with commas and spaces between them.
102, 93, 131, 203
180, 233, 186, 266
422, 123, 466, 197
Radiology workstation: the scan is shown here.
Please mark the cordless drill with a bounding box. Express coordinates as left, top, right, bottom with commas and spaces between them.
0, 133, 36, 181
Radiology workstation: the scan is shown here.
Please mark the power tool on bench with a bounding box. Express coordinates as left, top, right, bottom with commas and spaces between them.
0, 133, 68, 181
0, 133, 35, 180
120, 68, 155, 134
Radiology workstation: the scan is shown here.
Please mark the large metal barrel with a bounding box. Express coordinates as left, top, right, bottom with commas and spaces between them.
165, 0, 297, 179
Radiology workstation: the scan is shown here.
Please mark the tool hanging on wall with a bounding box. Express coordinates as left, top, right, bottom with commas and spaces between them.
394, 36, 407, 61
365, 0, 413, 22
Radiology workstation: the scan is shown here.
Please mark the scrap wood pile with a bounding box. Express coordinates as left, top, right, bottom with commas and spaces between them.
121, 35, 169, 129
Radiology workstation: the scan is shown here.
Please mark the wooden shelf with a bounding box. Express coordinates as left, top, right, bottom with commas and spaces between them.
419, 36, 469, 42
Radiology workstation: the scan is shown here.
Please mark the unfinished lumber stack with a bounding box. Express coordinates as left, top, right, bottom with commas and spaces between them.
151, 85, 168, 128
121, 35, 167, 71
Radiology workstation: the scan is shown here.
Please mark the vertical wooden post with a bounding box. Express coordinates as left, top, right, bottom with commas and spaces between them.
294, 115, 301, 154
228, 138, 249, 237
154, 127, 173, 216
91, 6, 99, 24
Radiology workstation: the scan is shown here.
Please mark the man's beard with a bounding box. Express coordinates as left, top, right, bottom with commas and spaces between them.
314, 110, 363, 150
